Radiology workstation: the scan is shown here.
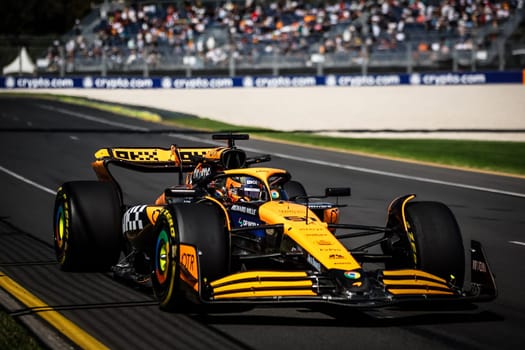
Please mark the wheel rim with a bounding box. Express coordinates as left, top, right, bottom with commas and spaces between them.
155, 228, 170, 284
55, 205, 65, 248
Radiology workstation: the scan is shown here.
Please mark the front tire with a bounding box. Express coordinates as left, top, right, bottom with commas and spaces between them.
53, 181, 122, 271
151, 202, 228, 311
386, 201, 465, 287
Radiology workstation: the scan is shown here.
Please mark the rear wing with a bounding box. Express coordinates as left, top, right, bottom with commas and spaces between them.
93, 146, 212, 172
91, 133, 271, 186
91, 146, 214, 185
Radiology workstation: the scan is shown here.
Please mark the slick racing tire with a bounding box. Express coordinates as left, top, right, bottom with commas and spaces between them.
53, 181, 122, 271
387, 201, 465, 287
151, 202, 228, 311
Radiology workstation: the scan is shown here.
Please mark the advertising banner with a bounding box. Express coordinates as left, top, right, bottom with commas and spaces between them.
0, 71, 523, 89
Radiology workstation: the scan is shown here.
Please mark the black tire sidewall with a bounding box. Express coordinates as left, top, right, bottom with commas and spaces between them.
53, 181, 122, 271
405, 201, 465, 286
172, 202, 229, 282
151, 202, 228, 310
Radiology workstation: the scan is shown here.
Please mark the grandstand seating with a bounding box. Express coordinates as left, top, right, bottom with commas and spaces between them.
39, 0, 524, 75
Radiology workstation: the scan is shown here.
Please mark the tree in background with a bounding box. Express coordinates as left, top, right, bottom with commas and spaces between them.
0, 0, 104, 35
0, 0, 104, 67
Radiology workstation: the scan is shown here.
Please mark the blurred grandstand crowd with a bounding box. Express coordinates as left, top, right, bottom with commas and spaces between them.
43, 0, 522, 73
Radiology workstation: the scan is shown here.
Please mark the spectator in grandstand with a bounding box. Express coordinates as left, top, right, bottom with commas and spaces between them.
42, 0, 520, 72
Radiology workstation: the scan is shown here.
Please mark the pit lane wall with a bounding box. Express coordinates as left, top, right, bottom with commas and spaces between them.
1, 71, 524, 141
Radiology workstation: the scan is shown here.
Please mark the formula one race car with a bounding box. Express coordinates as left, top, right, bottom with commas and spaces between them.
53, 133, 496, 311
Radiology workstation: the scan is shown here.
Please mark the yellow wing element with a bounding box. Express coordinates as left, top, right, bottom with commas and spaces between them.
382, 269, 455, 295
103, 148, 171, 162
93, 146, 212, 165
91, 146, 213, 182
210, 271, 316, 299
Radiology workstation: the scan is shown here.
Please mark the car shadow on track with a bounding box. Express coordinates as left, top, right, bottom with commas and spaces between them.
190, 305, 502, 328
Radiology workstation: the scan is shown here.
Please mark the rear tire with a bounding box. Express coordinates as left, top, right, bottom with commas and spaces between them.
386, 201, 465, 287
151, 202, 228, 311
53, 181, 122, 271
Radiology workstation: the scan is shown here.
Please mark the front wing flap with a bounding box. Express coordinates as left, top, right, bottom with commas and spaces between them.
192, 240, 496, 308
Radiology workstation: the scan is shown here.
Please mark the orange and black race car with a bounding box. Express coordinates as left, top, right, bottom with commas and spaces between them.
53, 133, 496, 311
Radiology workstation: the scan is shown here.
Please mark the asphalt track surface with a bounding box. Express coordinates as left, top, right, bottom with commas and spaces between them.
1, 95, 525, 349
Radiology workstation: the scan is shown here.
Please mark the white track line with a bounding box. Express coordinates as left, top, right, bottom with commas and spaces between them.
2, 105, 149, 197
0, 166, 55, 195
171, 134, 525, 199
2, 106, 523, 251
3, 159, 524, 250
4, 106, 525, 199
37, 104, 150, 131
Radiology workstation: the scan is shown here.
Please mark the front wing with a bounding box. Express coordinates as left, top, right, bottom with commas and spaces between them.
186, 240, 496, 308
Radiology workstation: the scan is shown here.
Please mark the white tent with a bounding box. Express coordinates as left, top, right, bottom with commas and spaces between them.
2, 47, 36, 75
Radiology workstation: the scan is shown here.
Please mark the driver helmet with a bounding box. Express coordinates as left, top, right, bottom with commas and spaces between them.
228, 177, 262, 202
240, 183, 262, 201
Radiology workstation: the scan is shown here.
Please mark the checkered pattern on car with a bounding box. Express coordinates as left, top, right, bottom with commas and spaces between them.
122, 205, 147, 233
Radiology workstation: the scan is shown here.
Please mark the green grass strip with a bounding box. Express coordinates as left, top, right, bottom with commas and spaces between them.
269, 133, 525, 175
3, 92, 524, 176
0, 311, 42, 350
159, 118, 525, 177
